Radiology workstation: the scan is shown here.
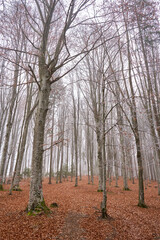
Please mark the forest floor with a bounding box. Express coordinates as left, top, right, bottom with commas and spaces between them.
0, 176, 160, 240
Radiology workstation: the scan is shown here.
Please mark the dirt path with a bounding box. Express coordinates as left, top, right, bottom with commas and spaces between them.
56, 212, 87, 240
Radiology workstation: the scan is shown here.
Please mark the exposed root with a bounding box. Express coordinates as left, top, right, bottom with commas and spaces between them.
138, 202, 148, 208
123, 187, 131, 191
97, 189, 103, 192
12, 186, 22, 191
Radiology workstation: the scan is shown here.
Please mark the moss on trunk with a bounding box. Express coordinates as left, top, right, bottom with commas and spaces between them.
27, 200, 51, 216
0, 184, 4, 191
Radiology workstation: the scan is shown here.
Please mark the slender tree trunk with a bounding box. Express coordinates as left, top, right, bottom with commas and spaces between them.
12, 85, 36, 189
87, 134, 90, 185
0, 55, 19, 190
56, 145, 60, 184
90, 129, 94, 185
49, 114, 54, 184
97, 130, 103, 191
79, 124, 82, 181
0, 106, 8, 153
86, 112, 90, 184
66, 139, 69, 181
74, 118, 78, 187
71, 130, 74, 182
101, 79, 107, 218
72, 88, 79, 187
60, 142, 64, 183
8, 113, 19, 180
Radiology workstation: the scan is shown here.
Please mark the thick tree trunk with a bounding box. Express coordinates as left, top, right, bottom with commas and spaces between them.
27, 77, 50, 212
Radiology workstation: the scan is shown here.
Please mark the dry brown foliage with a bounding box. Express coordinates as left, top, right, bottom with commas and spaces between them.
0, 177, 160, 240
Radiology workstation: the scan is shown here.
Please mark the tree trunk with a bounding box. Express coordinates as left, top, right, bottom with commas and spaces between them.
13, 85, 35, 189
79, 124, 82, 181
90, 129, 94, 185
97, 131, 103, 191
71, 130, 74, 182
135, 137, 145, 207
60, 142, 64, 183
101, 79, 107, 218
66, 139, 69, 181
0, 55, 19, 189
56, 145, 60, 184
49, 114, 54, 184
27, 77, 50, 212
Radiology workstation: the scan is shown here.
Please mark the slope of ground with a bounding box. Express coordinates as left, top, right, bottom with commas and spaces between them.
0, 177, 160, 240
